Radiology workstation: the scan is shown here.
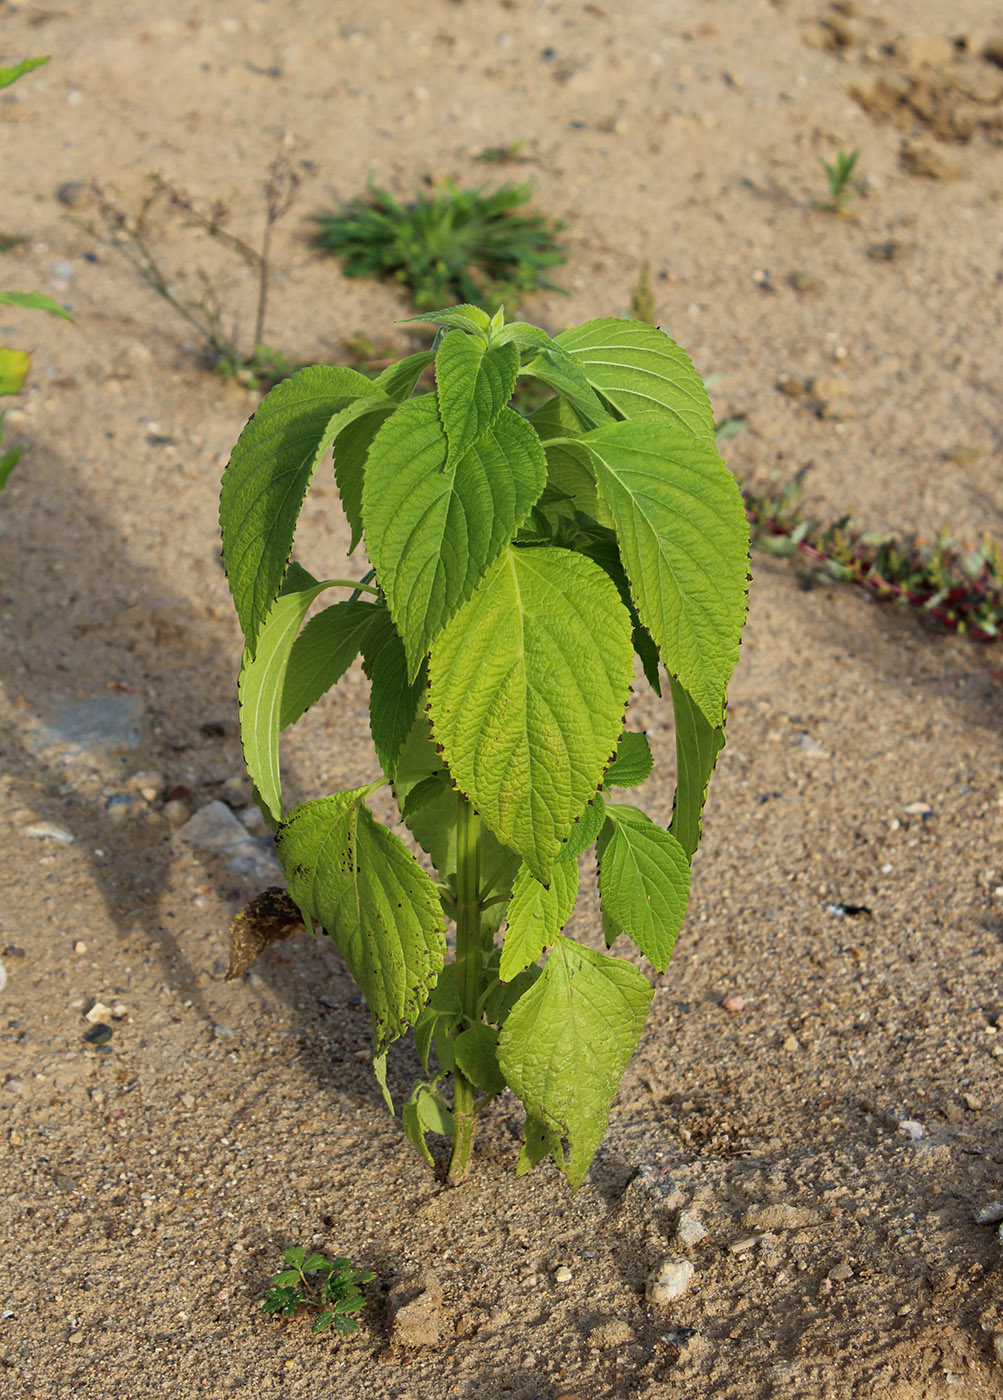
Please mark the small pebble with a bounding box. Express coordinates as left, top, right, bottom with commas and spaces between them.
647, 1257, 694, 1307
676, 1210, 709, 1247
782, 1034, 800, 1053
554, 1265, 573, 1284
213, 1023, 236, 1040
73, 941, 88, 955
24, 822, 75, 844
84, 1002, 112, 1024
83, 1023, 113, 1046
903, 801, 932, 816
729, 1235, 760, 1254
974, 1203, 1003, 1225
898, 1119, 925, 1140
179, 1092, 196, 1110
0, 963, 6, 993
720, 994, 745, 1013
828, 1262, 853, 1282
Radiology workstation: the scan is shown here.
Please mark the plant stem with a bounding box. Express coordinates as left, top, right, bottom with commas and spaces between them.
447, 794, 483, 1184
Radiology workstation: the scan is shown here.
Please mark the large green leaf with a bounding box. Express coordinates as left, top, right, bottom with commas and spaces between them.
435, 332, 519, 467
580, 419, 749, 726
500, 859, 579, 982
0, 290, 72, 321
279, 598, 382, 731
362, 396, 546, 679
497, 937, 653, 1189
596, 804, 690, 972
238, 576, 346, 825
220, 365, 384, 651
556, 318, 715, 437
277, 788, 446, 1055
429, 545, 633, 883
668, 674, 726, 860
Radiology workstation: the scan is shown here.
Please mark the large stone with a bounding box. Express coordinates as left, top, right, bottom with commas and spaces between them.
19, 693, 146, 766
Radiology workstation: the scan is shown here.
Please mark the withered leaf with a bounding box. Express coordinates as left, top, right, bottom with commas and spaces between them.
226, 886, 305, 979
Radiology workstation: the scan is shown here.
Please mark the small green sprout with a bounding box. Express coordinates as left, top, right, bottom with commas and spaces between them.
817, 149, 860, 211
262, 1246, 375, 1337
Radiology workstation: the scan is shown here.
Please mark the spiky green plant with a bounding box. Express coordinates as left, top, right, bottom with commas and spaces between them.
313, 180, 565, 311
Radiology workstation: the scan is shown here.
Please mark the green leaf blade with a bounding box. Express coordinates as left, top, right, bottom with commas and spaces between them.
279, 599, 383, 732
500, 860, 579, 982
668, 675, 726, 860
603, 732, 653, 789
0, 56, 50, 90
435, 333, 519, 467
556, 317, 715, 437
362, 397, 547, 678
220, 365, 383, 651
277, 790, 446, 1055
0, 289, 72, 321
497, 937, 653, 1189
429, 546, 634, 882
581, 419, 749, 726
597, 804, 690, 972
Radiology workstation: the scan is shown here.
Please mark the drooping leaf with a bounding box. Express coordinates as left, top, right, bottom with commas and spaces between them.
226, 886, 305, 979
556, 318, 715, 437
596, 803, 690, 971
359, 608, 427, 778
580, 419, 749, 725
603, 732, 653, 789
453, 1022, 506, 1095
0, 56, 50, 90
435, 331, 519, 466
238, 576, 345, 823
497, 937, 653, 1189
500, 859, 579, 982
279, 599, 383, 731
521, 346, 613, 429
277, 788, 446, 1055
362, 395, 546, 678
220, 366, 385, 651
428, 545, 634, 882
0, 290, 71, 321
375, 349, 435, 401
668, 674, 726, 860
0, 347, 31, 396
332, 404, 396, 553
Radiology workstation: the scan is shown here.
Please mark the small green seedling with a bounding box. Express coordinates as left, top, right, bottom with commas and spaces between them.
262, 1247, 375, 1336
313, 180, 565, 311
817, 149, 860, 211
220, 305, 750, 1187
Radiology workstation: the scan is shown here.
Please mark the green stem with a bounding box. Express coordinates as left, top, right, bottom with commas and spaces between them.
447, 794, 482, 1184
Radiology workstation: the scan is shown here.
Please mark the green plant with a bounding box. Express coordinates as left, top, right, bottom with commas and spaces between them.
220, 305, 749, 1187
0, 55, 73, 490
312, 180, 565, 312
744, 467, 1003, 639
628, 262, 656, 325
817, 148, 860, 210
80, 156, 304, 382
262, 1247, 375, 1336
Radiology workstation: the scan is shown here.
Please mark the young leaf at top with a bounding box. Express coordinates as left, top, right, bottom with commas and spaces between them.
374, 349, 435, 402
668, 674, 726, 861
362, 395, 546, 678
521, 346, 613, 430
603, 732, 653, 789
556, 318, 715, 438
500, 859, 579, 983
221, 365, 385, 651
428, 545, 634, 883
580, 419, 749, 726
401, 304, 491, 334
277, 789, 446, 1055
596, 803, 690, 971
497, 937, 653, 1189
435, 331, 520, 467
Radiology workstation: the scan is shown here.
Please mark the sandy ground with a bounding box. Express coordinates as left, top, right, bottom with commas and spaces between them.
1, 2, 1003, 1397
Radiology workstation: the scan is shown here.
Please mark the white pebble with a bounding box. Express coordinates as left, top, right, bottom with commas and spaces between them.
676, 1211, 708, 1247
646, 1258, 694, 1307
24, 822, 75, 844
85, 1002, 112, 1024
554, 1265, 573, 1284
898, 1119, 925, 1140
